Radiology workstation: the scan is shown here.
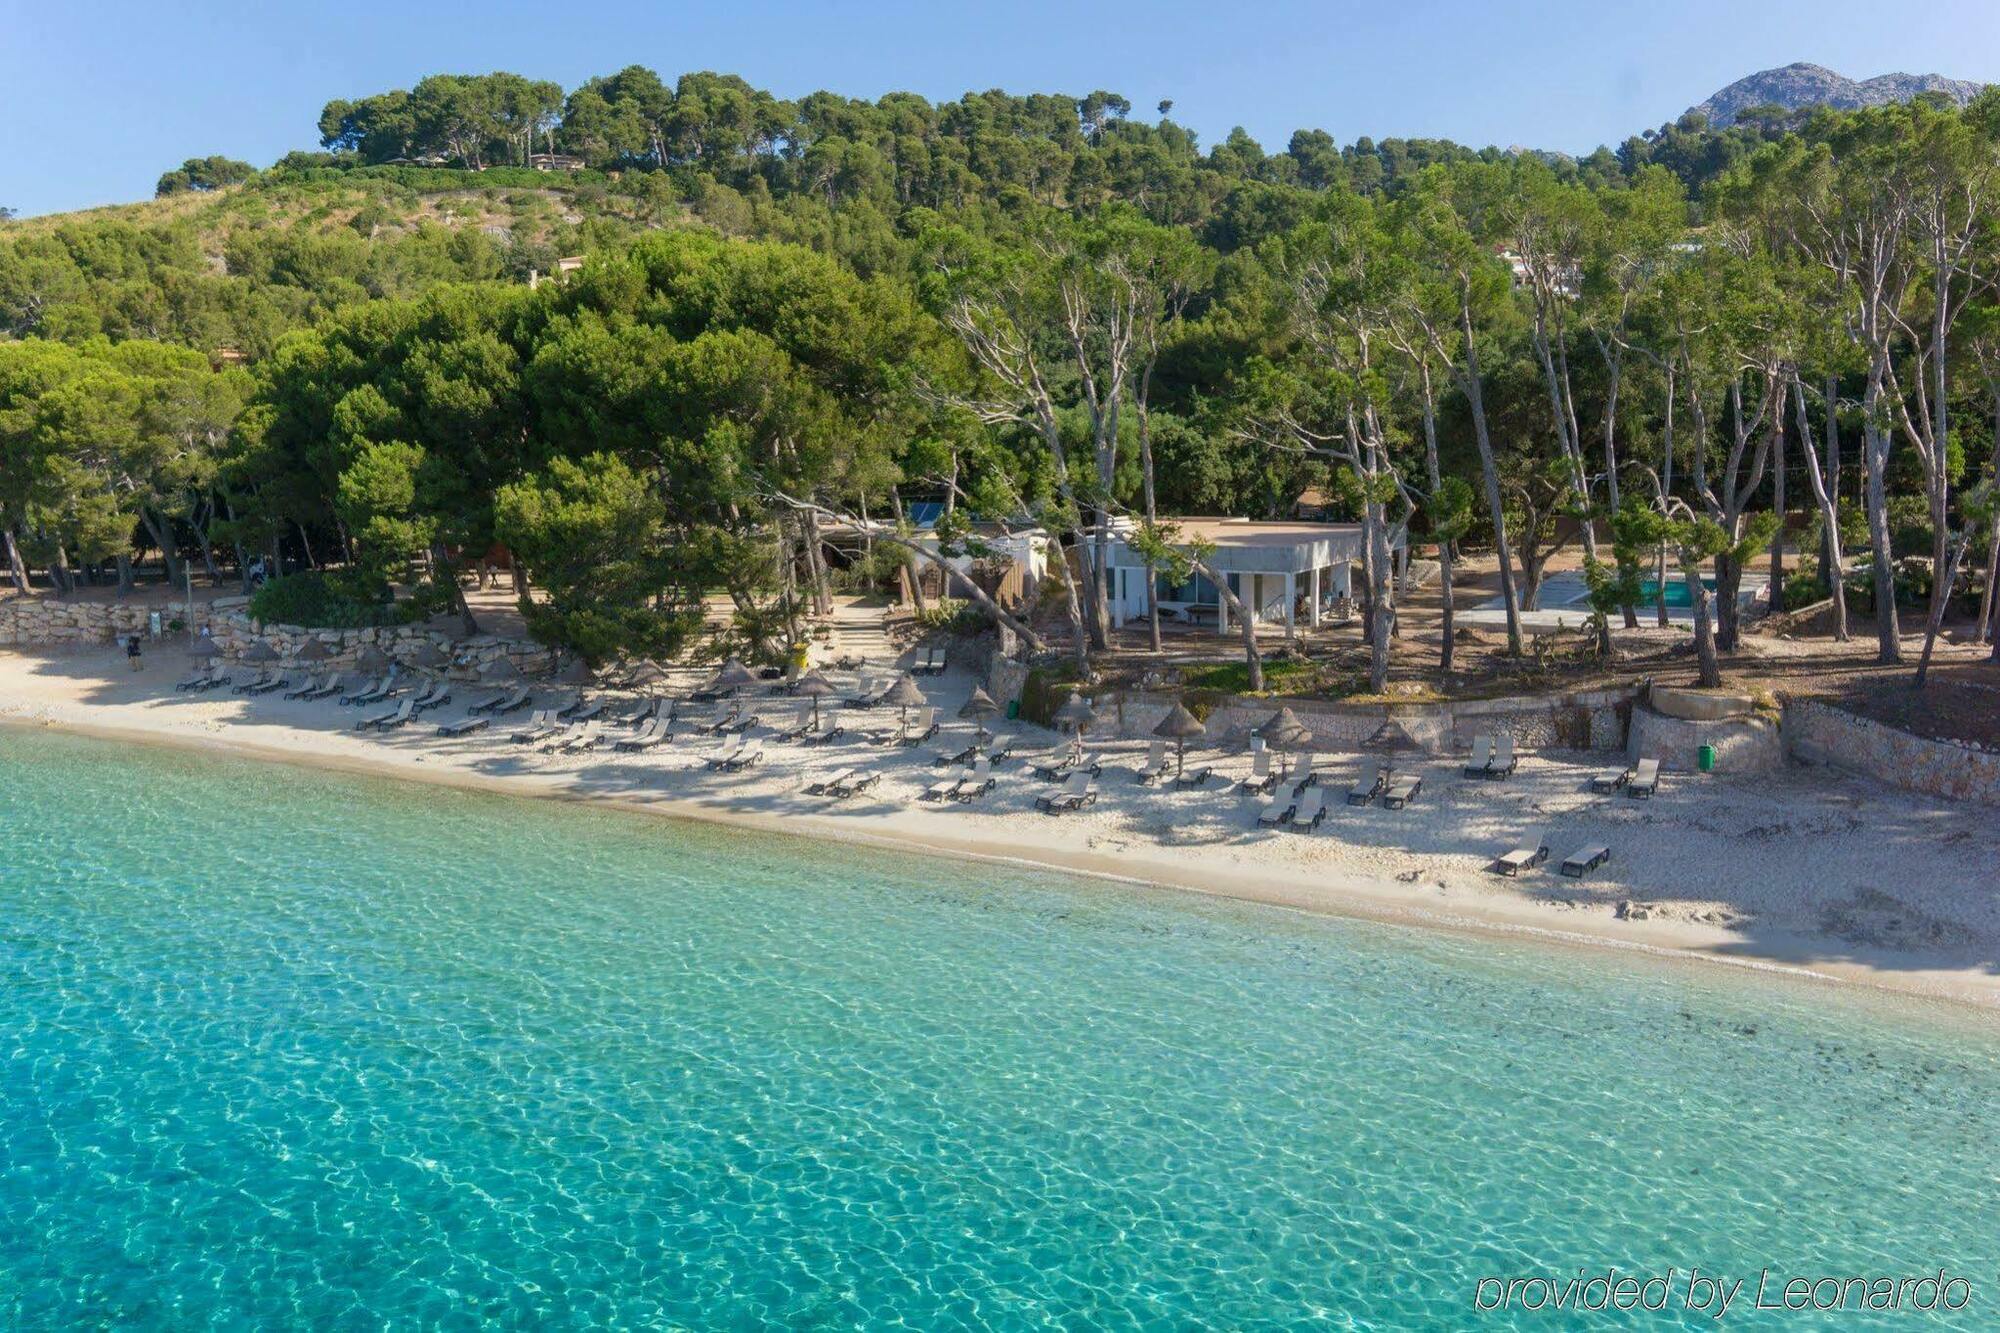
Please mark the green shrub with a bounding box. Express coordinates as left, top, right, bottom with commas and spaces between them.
249, 571, 405, 628
1179, 658, 1318, 695
913, 599, 987, 635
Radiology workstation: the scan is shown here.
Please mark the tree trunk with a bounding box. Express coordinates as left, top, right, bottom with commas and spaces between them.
139, 509, 182, 586
1189, 556, 1262, 692
1769, 405, 1786, 609
1, 526, 28, 593
1978, 400, 2000, 648
1714, 551, 1742, 652
1417, 376, 1455, 673
115, 553, 134, 597
1913, 534, 1966, 689
802, 507, 833, 617
1458, 298, 1522, 655
429, 539, 479, 635
889, 488, 928, 615
1138, 395, 1163, 655
1792, 374, 1848, 641
1861, 404, 1903, 663
1366, 500, 1392, 693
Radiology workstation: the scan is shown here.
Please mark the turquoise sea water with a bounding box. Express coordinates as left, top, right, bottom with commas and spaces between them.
3, 729, 1998, 1329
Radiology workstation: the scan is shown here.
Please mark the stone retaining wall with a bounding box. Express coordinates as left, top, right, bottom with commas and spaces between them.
1784, 698, 2000, 807
0, 597, 218, 646
1626, 705, 1785, 774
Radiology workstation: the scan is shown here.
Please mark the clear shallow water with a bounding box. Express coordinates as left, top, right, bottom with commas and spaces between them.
2, 730, 1998, 1329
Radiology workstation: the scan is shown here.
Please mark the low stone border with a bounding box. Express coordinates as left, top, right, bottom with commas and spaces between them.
1784, 697, 2000, 807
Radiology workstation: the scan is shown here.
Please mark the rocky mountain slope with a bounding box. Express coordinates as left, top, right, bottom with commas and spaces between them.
1690, 62, 1985, 127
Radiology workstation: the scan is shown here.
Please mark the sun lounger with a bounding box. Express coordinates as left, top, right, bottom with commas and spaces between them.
1346, 761, 1386, 807
1035, 772, 1097, 813
922, 773, 961, 801
1381, 773, 1423, 809
253, 673, 293, 696
1282, 754, 1314, 795
175, 664, 220, 692
832, 653, 866, 671
233, 671, 277, 695
984, 736, 1016, 764
912, 645, 946, 676
567, 698, 607, 724
1256, 793, 1295, 827
1134, 740, 1170, 785
1487, 734, 1518, 779
1628, 758, 1660, 799
1289, 788, 1327, 831
1171, 765, 1214, 789
283, 673, 327, 700
896, 708, 939, 746
1031, 749, 1078, 781
799, 724, 844, 747
411, 682, 451, 712
828, 769, 881, 799
842, 676, 883, 707
717, 711, 761, 735
951, 759, 995, 803
1591, 764, 1635, 794
611, 697, 661, 728
806, 767, 854, 796
1461, 736, 1493, 778
1240, 749, 1278, 795
934, 739, 981, 767
613, 718, 670, 752
545, 723, 606, 754
1491, 844, 1550, 877
773, 709, 816, 742
469, 686, 530, 716
705, 737, 745, 769
340, 676, 384, 707
509, 710, 561, 744
357, 698, 414, 731
436, 714, 490, 738
1560, 845, 1611, 878
721, 741, 765, 771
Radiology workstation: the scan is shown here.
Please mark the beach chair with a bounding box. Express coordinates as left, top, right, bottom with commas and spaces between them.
716, 711, 761, 735
799, 723, 845, 747
1487, 734, 1518, 779
951, 758, 995, 803
1381, 772, 1423, 809
806, 767, 854, 796
832, 653, 866, 671
1461, 736, 1494, 778
933, 736, 981, 767
613, 718, 670, 752
613, 697, 661, 728
436, 714, 490, 738
922, 771, 962, 801
357, 697, 414, 731
509, 710, 561, 745
898, 707, 939, 746
1491, 844, 1550, 876
1030, 748, 1078, 781
1591, 764, 1636, 795
1133, 740, 1170, 785
1282, 754, 1314, 795
233, 671, 277, 695
705, 736, 745, 769
1035, 772, 1097, 814
914, 645, 947, 676
339, 676, 384, 707
842, 676, 883, 708
1256, 792, 1296, 827
984, 736, 1016, 765
773, 708, 816, 742
283, 673, 327, 700
1627, 758, 1660, 799
568, 697, 608, 725
1346, 760, 1386, 807
1560, 845, 1611, 878
175, 663, 219, 692
1172, 763, 1214, 789
720, 741, 764, 771
1289, 788, 1327, 831
1240, 749, 1278, 795
829, 769, 881, 799
545, 723, 605, 754
411, 681, 451, 713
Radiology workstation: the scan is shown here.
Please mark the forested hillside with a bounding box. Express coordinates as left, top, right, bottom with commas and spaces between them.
3, 67, 1998, 690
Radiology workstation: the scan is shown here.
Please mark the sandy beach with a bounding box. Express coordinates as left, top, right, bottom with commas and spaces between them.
5, 643, 1998, 1012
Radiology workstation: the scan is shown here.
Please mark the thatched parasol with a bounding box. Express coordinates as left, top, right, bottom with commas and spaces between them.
186, 636, 221, 659
624, 660, 669, 694
705, 657, 760, 697
1256, 706, 1312, 755
1359, 718, 1423, 772
1054, 691, 1097, 757
241, 641, 279, 665
880, 673, 927, 737
293, 638, 332, 663
1153, 701, 1207, 779
402, 642, 448, 671
958, 685, 1000, 743
552, 656, 596, 687
479, 656, 523, 683
354, 645, 392, 674
792, 669, 836, 731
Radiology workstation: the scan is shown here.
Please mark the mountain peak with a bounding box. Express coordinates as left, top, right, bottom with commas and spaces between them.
1689, 63, 1986, 128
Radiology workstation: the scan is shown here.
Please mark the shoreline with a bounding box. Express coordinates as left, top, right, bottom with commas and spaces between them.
6, 645, 2000, 1018
5, 710, 1996, 1023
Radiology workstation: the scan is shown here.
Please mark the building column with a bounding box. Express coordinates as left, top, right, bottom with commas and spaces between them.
1284, 571, 1296, 643
1334, 562, 1353, 598
1309, 566, 1322, 628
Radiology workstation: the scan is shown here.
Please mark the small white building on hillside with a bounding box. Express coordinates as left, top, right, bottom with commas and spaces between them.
1104, 517, 1393, 634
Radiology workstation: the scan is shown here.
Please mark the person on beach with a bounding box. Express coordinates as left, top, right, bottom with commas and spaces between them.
126, 634, 143, 671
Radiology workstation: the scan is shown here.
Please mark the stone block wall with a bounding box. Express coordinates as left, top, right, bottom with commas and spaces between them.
0, 598, 215, 647
1785, 698, 2000, 807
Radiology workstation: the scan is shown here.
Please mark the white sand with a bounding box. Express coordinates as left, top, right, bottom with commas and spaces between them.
6, 644, 1999, 1011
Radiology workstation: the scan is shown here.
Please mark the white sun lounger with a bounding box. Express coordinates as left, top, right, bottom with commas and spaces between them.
357, 698, 414, 731
1560, 845, 1611, 878
1035, 772, 1097, 814
705, 736, 744, 769
1134, 740, 1170, 785
1346, 760, 1386, 806
1381, 773, 1423, 808
1491, 844, 1549, 876
1628, 758, 1660, 799
806, 767, 854, 796
436, 714, 490, 738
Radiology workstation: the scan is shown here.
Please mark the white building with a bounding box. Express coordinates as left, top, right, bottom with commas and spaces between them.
1103, 517, 1394, 635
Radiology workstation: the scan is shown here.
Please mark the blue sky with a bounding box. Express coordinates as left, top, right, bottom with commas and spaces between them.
6, 0, 2000, 217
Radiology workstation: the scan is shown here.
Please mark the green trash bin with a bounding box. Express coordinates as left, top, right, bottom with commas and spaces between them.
1006, 699, 1020, 720
1697, 743, 1716, 773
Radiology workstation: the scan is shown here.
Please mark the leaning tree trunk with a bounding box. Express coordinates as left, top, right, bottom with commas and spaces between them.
1861, 372, 1903, 663
1793, 374, 1848, 641
1188, 555, 1262, 692
1687, 572, 1722, 688
1, 526, 28, 593
1978, 402, 2000, 648
1914, 535, 1967, 689
1365, 500, 1393, 693
1458, 302, 1523, 655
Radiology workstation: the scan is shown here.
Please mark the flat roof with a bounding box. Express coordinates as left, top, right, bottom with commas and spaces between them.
1147, 517, 1368, 548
